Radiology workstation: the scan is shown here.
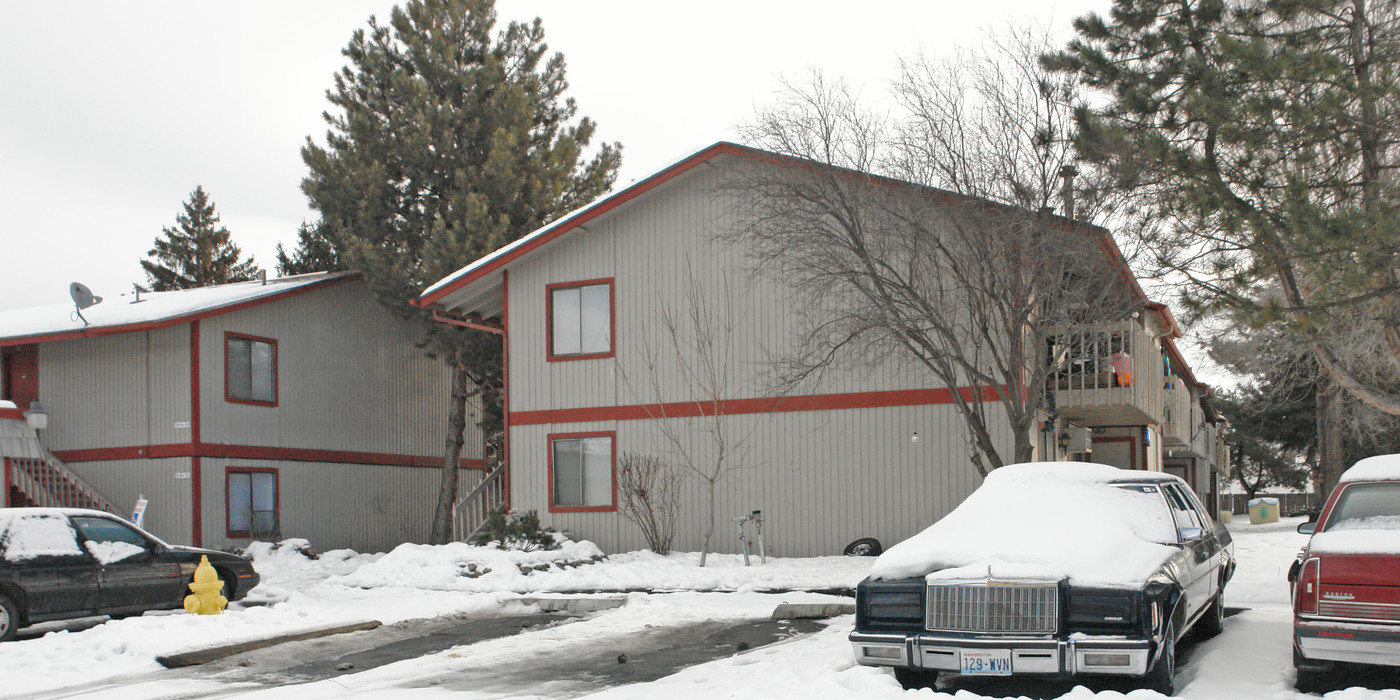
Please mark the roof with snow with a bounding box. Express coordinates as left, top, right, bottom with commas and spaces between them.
0, 272, 357, 347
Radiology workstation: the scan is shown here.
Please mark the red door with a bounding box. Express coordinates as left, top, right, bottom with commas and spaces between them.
2, 345, 38, 409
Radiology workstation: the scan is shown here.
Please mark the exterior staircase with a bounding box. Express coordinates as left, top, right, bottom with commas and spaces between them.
1, 417, 119, 513
452, 462, 506, 542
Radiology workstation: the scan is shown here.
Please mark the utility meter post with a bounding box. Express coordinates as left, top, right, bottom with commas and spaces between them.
751, 510, 766, 564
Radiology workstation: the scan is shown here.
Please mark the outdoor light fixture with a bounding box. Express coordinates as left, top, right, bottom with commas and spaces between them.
25, 400, 47, 430
911, 432, 920, 443
1058, 431, 1071, 454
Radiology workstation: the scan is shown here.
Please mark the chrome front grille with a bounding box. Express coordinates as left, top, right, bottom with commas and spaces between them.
926, 581, 1059, 635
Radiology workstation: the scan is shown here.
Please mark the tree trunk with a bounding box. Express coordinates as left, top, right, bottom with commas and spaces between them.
1013, 417, 1035, 464
1317, 378, 1347, 501
699, 480, 716, 567
429, 360, 471, 544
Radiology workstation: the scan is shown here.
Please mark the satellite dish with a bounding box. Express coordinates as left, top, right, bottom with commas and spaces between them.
69, 282, 103, 327
70, 282, 103, 310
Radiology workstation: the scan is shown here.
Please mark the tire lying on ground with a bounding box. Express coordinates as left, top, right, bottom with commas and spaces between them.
843, 538, 883, 557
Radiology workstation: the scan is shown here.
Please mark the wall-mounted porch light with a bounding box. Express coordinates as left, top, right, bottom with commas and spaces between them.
24, 400, 47, 430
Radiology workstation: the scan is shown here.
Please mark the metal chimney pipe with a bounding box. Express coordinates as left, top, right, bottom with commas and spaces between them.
1059, 164, 1079, 220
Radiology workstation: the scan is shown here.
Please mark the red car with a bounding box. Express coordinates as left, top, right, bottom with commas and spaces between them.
1290, 455, 1400, 691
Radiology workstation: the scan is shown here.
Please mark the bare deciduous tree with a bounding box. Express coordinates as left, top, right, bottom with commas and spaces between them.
728, 30, 1140, 472
615, 453, 682, 555
617, 261, 759, 566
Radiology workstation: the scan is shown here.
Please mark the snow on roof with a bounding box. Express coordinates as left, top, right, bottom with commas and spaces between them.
0, 272, 353, 344
869, 462, 1181, 587
1340, 454, 1400, 483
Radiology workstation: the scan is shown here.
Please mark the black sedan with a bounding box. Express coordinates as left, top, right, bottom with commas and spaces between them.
849, 463, 1233, 696
0, 507, 260, 641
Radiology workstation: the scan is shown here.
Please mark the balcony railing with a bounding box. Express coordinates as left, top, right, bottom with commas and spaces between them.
1049, 322, 1165, 427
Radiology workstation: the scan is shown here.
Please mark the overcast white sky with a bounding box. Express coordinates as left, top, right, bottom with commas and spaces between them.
1, 0, 1115, 313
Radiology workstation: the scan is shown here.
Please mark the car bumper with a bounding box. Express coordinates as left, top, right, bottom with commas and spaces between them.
850, 631, 1153, 676
1296, 619, 1400, 667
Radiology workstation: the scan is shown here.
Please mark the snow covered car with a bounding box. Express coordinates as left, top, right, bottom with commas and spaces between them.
1289, 454, 1400, 691
849, 463, 1234, 695
0, 508, 260, 641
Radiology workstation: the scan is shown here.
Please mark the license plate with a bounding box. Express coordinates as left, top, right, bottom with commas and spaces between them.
960, 649, 1012, 676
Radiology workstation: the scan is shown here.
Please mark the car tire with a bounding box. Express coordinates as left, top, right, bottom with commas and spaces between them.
843, 538, 883, 557
892, 667, 937, 690
214, 569, 235, 601
1144, 622, 1176, 696
0, 594, 19, 643
1196, 592, 1225, 640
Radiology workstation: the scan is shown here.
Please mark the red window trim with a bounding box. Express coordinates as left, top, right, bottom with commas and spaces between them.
225, 466, 279, 538
547, 430, 616, 513
545, 278, 615, 362
224, 331, 279, 407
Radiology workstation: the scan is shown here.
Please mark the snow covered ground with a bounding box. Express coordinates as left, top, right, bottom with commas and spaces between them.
3, 517, 1399, 699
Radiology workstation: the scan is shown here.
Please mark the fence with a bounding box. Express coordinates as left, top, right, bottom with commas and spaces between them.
1222, 493, 1321, 516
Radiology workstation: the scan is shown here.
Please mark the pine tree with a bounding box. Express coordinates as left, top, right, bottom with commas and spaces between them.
300, 0, 621, 543
1046, 0, 1400, 416
142, 186, 260, 291
276, 221, 345, 276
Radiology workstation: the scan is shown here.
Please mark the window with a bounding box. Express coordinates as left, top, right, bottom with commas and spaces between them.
226, 332, 277, 405
1326, 482, 1400, 531
227, 468, 279, 537
1163, 483, 1204, 536
547, 279, 613, 360
549, 432, 615, 511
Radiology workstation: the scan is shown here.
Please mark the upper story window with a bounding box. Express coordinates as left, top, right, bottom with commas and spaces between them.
226, 332, 277, 406
547, 279, 613, 361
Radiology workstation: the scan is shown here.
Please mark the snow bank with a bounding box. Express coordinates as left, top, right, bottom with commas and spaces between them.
335, 541, 872, 593
870, 462, 1178, 587
1340, 453, 1400, 483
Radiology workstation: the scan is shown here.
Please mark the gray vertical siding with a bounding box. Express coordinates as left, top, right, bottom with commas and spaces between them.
509, 406, 1009, 558
23, 280, 481, 554
200, 457, 442, 553
64, 458, 194, 545
39, 327, 190, 452
502, 158, 1016, 556
198, 284, 477, 459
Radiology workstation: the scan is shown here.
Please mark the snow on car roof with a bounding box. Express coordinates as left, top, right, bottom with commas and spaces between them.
1340, 454, 1400, 483
869, 462, 1181, 587
0, 272, 352, 343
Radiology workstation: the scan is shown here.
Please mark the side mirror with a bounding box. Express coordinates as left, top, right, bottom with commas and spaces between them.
1298, 522, 1316, 535
1179, 527, 1204, 541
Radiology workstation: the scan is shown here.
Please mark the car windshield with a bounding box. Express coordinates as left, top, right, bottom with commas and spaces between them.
1325, 482, 1400, 532
1112, 484, 1179, 545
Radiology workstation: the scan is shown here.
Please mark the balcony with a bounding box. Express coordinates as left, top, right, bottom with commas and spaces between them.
1162, 376, 1193, 448
1049, 322, 1165, 427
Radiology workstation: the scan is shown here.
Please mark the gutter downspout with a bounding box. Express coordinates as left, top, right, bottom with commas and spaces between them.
422, 271, 510, 511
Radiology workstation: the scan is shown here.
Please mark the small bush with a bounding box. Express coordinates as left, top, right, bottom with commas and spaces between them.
473, 508, 559, 551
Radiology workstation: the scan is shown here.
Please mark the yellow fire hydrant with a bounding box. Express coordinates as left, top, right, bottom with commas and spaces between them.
183, 555, 227, 615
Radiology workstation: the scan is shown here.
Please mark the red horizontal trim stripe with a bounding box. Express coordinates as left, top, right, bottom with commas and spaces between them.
511, 386, 1003, 426
1, 274, 360, 348
0, 408, 24, 420
52, 443, 485, 470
